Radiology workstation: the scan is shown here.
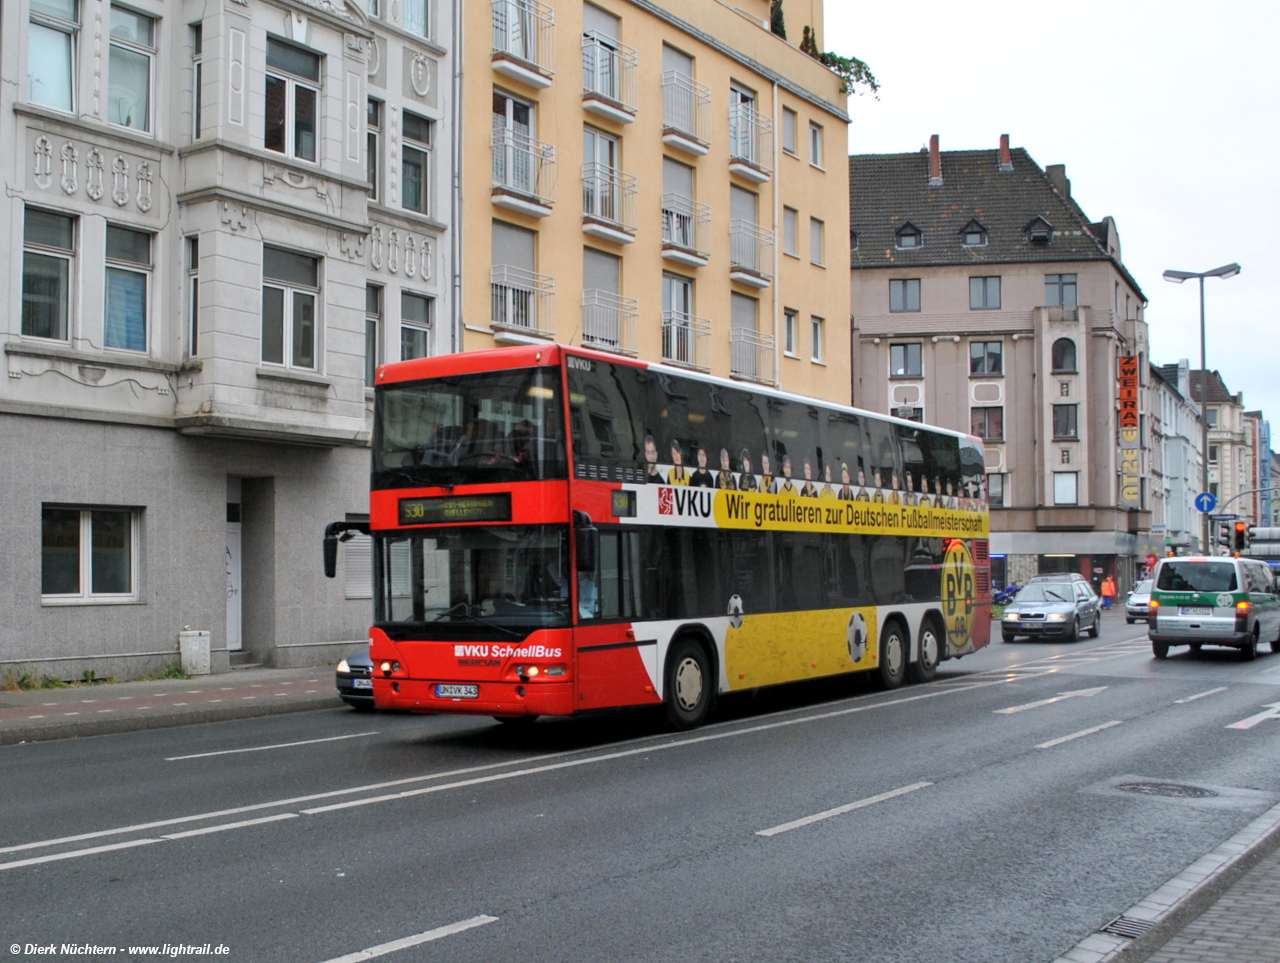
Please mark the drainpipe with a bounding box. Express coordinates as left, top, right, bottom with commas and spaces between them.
450, 0, 464, 353
771, 80, 780, 389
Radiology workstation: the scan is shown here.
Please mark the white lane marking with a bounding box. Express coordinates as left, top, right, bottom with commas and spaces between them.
0, 839, 162, 871
994, 686, 1108, 714
1259, 662, 1280, 674
165, 732, 379, 762
1036, 720, 1123, 749
755, 782, 933, 837
1, 678, 1009, 863
1175, 686, 1228, 704
317, 916, 499, 963
162, 813, 298, 840
1227, 703, 1280, 730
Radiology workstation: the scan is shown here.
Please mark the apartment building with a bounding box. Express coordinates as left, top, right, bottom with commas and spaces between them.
2, 0, 455, 678
1245, 411, 1271, 529
1150, 360, 1203, 555
464, 0, 851, 401
850, 135, 1152, 593
1189, 371, 1253, 531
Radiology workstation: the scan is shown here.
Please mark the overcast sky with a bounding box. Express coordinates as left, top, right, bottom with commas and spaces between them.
826, 0, 1280, 436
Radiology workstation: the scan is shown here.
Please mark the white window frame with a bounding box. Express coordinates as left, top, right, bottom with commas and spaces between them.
104, 223, 151, 353
783, 307, 797, 356
400, 291, 433, 361
21, 208, 76, 343
1053, 471, 1078, 506
28, 0, 79, 113
261, 246, 320, 370
187, 236, 199, 357
810, 315, 824, 363
107, 4, 154, 133
367, 98, 382, 202
782, 206, 798, 258
264, 38, 321, 163
191, 24, 203, 140
401, 111, 432, 215
809, 217, 824, 266
402, 0, 429, 39
365, 284, 382, 386
808, 121, 823, 168
40, 506, 140, 604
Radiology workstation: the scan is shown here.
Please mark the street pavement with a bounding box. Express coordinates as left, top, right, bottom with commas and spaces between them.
3, 613, 1280, 962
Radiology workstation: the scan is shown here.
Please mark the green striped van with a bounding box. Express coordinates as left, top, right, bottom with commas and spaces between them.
1148, 556, 1280, 661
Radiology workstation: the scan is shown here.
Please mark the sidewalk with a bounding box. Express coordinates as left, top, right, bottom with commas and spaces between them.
0, 664, 345, 746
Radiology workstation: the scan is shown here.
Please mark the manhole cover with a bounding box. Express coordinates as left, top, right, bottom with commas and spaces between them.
1117, 782, 1219, 799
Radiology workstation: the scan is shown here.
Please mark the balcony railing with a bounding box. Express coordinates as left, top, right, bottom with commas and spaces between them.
582, 33, 637, 122
662, 311, 711, 371
492, 128, 556, 214
662, 70, 710, 152
729, 219, 774, 285
492, 0, 555, 87
582, 161, 636, 237
729, 103, 773, 180
730, 328, 775, 384
491, 265, 554, 338
661, 193, 710, 261
582, 290, 638, 356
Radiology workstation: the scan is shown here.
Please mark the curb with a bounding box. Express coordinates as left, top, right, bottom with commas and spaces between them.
1052, 797, 1280, 963
0, 693, 345, 746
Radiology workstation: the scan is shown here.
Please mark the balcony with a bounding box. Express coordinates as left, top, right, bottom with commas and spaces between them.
730, 328, 775, 384
662, 71, 710, 155
492, 0, 555, 89
581, 33, 637, 125
662, 312, 711, 371
582, 290, 638, 356
491, 265, 555, 341
661, 193, 710, 267
581, 162, 636, 244
491, 128, 556, 217
728, 103, 773, 183
729, 220, 774, 287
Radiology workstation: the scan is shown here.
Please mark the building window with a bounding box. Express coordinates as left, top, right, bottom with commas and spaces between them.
890, 342, 922, 378
987, 473, 1005, 507
41, 506, 137, 601
1206, 407, 1218, 428
1209, 482, 1219, 499
1053, 404, 1078, 439
809, 217, 824, 266
969, 276, 1001, 310
889, 278, 921, 313
28, 0, 78, 112
191, 25, 203, 139
402, 112, 432, 214
810, 316, 824, 362
108, 6, 153, 132
403, 0, 429, 38
401, 292, 432, 361
368, 0, 380, 17
1209, 444, 1219, 465
365, 284, 381, 387
970, 340, 1002, 375
261, 246, 319, 369
187, 236, 199, 356
782, 206, 798, 257
808, 121, 823, 167
1053, 472, 1078, 506
22, 208, 75, 341
1046, 273, 1077, 307
367, 99, 382, 202
895, 224, 922, 249
970, 406, 1003, 441
783, 307, 797, 355
781, 106, 797, 155
1051, 337, 1077, 373
104, 225, 150, 352
264, 38, 320, 162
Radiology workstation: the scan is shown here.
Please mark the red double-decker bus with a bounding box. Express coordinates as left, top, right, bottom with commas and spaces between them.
324, 345, 990, 729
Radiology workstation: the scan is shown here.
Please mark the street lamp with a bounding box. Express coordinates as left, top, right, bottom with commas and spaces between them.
1163, 263, 1241, 554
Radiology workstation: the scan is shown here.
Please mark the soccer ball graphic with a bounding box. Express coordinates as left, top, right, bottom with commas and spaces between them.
847, 611, 869, 664
727, 594, 745, 630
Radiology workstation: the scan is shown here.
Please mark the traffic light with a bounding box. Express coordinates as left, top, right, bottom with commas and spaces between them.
1218, 522, 1233, 552
1234, 521, 1248, 554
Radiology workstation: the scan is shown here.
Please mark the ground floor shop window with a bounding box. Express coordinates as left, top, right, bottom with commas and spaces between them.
41, 506, 138, 601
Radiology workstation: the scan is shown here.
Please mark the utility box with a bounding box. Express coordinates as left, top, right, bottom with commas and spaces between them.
179, 630, 211, 676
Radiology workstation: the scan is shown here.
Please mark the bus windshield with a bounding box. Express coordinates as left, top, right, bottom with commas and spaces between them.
375, 525, 571, 638
373, 367, 566, 489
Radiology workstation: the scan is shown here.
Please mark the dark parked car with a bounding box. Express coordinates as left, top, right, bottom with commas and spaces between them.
335, 646, 375, 710
1002, 580, 1101, 642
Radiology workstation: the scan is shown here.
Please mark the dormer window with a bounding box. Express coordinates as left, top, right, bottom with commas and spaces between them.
895, 223, 922, 250
960, 219, 987, 247
1026, 216, 1052, 245
850, 230, 858, 251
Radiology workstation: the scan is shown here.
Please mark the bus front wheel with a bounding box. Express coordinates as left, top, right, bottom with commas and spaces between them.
664, 637, 713, 731
875, 622, 907, 690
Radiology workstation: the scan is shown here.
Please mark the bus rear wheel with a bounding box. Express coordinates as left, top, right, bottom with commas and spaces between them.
908, 619, 941, 684
664, 637, 713, 731
875, 622, 907, 690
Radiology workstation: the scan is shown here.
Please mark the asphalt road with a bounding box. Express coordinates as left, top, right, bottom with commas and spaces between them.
5, 614, 1280, 963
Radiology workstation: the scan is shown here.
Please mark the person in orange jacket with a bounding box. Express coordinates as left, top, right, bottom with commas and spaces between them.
1100, 576, 1117, 610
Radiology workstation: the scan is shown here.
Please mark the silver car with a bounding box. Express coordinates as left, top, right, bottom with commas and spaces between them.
1125, 579, 1153, 624
1002, 581, 1102, 642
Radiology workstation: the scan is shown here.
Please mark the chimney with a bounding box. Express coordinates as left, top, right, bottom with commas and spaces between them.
928, 134, 942, 187
1045, 163, 1070, 198
998, 134, 1013, 172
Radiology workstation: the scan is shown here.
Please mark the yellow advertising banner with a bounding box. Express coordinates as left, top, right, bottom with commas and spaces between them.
714, 490, 989, 538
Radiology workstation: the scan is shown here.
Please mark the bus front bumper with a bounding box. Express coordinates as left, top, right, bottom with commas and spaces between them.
373, 677, 575, 717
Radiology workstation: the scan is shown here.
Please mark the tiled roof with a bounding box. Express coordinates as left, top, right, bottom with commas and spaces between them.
1189, 369, 1237, 404
849, 145, 1146, 300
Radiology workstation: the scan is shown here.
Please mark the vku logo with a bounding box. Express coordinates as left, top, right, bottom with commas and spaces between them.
658, 487, 713, 517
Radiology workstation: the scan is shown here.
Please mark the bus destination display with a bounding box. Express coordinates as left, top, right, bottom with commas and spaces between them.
398, 493, 512, 526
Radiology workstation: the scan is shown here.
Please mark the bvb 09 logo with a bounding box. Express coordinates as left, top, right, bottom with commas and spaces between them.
941, 540, 976, 649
